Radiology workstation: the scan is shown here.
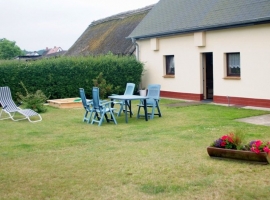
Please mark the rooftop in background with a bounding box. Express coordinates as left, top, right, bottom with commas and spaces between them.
65, 4, 155, 56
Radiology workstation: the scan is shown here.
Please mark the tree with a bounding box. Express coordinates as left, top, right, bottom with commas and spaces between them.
0, 38, 24, 60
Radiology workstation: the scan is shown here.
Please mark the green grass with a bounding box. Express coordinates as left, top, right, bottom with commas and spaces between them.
1, 99, 270, 200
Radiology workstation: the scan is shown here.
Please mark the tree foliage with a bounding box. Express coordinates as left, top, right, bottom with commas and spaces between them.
0, 38, 24, 60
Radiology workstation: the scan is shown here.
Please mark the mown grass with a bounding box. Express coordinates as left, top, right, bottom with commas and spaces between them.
1, 99, 270, 200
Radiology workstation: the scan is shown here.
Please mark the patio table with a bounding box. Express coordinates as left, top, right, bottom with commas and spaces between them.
108, 95, 148, 123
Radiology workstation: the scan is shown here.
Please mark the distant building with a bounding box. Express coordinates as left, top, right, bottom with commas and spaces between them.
42, 46, 66, 58
16, 47, 66, 61
15, 54, 42, 61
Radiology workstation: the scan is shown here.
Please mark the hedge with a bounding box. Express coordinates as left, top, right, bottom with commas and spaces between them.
0, 55, 144, 100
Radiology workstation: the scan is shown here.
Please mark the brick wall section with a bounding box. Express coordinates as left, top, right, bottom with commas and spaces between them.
160, 91, 203, 101
214, 96, 270, 108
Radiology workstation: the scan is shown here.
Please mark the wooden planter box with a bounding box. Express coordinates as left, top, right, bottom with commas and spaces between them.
47, 98, 83, 109
207, 147, 270, 164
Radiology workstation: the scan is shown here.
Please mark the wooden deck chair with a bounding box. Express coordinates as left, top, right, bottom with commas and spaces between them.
0, 86, 42, 122
90, 87, 117, 126
137, 84, 162, 119
112, 83, 135, 116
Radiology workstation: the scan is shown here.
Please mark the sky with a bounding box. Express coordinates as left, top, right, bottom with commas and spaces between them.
0, 0, 159, 51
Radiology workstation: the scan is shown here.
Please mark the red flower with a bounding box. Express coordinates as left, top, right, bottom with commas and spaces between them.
254, 140, 263, 147
221, 135, 228, 140
263, 146, 270, 153
250, 147, 260, 154
221, 141, 226, 147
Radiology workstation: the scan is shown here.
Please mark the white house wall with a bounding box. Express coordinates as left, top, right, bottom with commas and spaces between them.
207, 24, 270, 99
137, 24, 270, 107
138, 34, 201, 93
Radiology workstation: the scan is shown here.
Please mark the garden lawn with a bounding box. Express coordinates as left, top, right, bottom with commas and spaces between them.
1, 98, 270, 200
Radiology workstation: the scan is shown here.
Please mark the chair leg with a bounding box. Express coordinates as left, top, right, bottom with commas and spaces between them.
98, 112, 105, 126
117, 103, 123, 116
89, 111, 94, 124
110, 110, 117, 125
150, 106, 155, 119
104, 113, 109, 122
26, 114, 42, 123
83, 111, 89, 122
0, 109, 14, 120
137, 106, 141, 119
157, 105, 162, 117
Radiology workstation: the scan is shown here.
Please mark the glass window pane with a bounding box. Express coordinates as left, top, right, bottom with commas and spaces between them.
166, 55, 174, 75
227, 53, 240, 76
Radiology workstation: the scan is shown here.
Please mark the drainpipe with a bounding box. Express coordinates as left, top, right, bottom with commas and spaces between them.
131, 38, 139, 61
132, 38, 143, 91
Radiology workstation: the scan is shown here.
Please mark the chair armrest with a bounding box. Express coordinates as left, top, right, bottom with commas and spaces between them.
86, 99, 93, 105
101, 101, 112, 107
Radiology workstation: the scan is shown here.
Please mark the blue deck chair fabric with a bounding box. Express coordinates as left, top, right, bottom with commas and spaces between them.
90, 87, 117, 126
79, 88, 93, 123
0, 86, 42, 122
137, 84, 162, 119
112, 83, 135, 116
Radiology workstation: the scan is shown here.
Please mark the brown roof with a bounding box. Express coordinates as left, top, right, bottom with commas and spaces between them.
65, 5, 154, 56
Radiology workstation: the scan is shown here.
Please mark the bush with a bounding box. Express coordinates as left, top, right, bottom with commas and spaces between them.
17, 82, 48, 113
0, 54, 144, 100
92, 72, 120, 99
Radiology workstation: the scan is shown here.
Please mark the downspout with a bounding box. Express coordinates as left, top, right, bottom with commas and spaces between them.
132, 38, 144, 91
131, 38, 139, 61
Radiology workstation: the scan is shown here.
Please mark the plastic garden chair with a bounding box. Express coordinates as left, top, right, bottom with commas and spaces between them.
90, 87, 117, 126
137, 84, 162, 119
79, 88, 94, 123
112, 83, 135, 116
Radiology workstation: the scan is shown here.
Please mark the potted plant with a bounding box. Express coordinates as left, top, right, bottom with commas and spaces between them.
207, 132, 270, 164
139, 87, 147, 96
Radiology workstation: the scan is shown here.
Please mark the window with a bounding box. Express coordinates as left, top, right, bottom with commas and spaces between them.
165, 55, 175, 75
227, 53, 240, 76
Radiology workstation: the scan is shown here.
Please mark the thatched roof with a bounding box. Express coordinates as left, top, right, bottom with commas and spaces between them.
65, 5, 154, 56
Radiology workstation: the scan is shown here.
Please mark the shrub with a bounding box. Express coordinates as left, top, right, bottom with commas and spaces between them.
0, 55, 144, 100
17, 82, 48, 113
92, 72, 120, 99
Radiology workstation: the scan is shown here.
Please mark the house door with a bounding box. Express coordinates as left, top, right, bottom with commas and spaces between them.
203, 53, 213, 99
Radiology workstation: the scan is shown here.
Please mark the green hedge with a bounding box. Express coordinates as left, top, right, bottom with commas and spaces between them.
0, 55, 144, 100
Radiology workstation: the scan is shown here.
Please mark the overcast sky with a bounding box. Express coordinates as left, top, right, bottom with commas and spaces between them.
0, 0, 159, 51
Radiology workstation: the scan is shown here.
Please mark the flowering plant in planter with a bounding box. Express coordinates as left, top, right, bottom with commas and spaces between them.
208, 132, 270, 164
210, 132, 270, 154
211, 132, 243, 150
244, 140, 270, 154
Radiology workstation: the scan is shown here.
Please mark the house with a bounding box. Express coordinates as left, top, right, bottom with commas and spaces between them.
42, 46, 66, 58
15, 54, 42, 61
128, 0, 270, 108
15, 47, 66, 61
65, 5, 154, 56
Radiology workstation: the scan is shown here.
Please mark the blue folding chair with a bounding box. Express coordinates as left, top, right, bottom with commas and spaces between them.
137, 84, 162, 119
112, 83, 135, 116
79, 88, 93, 123
90, 87, 117, 126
